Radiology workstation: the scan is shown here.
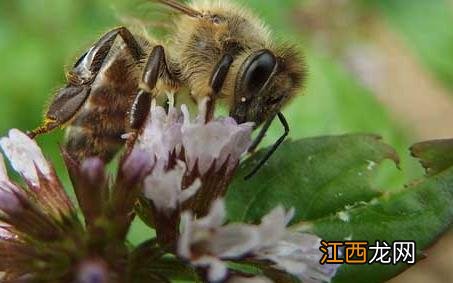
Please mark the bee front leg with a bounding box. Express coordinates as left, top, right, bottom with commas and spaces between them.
28, 27, 144, 139
244, 112, 289, 180
204, 54, 234, 121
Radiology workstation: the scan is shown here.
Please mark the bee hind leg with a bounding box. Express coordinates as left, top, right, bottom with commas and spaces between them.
244, 112, 289, 180
27, 85, 91, 139
28, 27, 144, 139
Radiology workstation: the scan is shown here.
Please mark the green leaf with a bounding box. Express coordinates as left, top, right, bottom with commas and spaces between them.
307, 164, 453, 283
227, 136, 453, 282
411, 139, 453, 176
227, 134, 399, 224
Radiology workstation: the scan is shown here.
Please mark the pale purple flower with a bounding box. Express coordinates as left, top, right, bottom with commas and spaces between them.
0, 129, 74, 218
181, 104, 254, 174
133, 101, 183, 166
0, 155, 21, 214
0, 224, 13, 240
76, 260, 108, 283
133, 99, 253, 174
0, 129, 51, 187
254, 232, 338, 283
0, 129, 144, 281
178, 199, 340, 283
144, 161, 201, 214
132, 99, 254, 217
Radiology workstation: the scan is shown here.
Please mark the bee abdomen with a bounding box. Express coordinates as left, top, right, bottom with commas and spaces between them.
63, 48, 140, 162
64, 95, 131, 162
65, 123, 126, 162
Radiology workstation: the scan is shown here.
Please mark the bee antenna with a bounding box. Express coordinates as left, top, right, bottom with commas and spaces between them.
244, 112, 289, 180
154, 0, 203, 18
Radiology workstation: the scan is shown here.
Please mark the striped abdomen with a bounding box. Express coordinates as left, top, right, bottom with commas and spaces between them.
65, 55, 140, 162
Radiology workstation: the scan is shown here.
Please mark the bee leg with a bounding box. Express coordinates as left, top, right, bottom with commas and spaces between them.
28, 27, 144, 139
128, 46, 175, 147
247, 114, 276, 153
205, 54, 234, 121
27, 86, 92, 139
81, 27, 144, 76
244, 112, 289, 180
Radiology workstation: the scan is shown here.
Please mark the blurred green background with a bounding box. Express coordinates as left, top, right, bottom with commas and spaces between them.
0, 0, 452, 282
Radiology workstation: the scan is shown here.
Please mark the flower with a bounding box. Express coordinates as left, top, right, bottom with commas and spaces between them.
143, 161, 201, 214
76, 259, 109, 283
0, 130, 141, 281
0, 129, 50, 186
129, 99, 254, 249
0, 130, 74, 218
131, 100, 253, 211
0, 100, 338, 283
178, 199, 340, 283
0, 130, 81, 280
131, 99, 253, 215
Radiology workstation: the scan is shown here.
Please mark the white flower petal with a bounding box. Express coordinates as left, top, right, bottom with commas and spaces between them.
196, 198, 226, 228
0, 129, 50, 186
0, 224, 13, 240
136, 104, 182, 164
178, 200, 339, 283
182, 119, 253, 174
195, 97, 209, 124
195, 256, 228, 283
214, 224, 260, 258
135, 102, 252, 183
144, 161, 186, 212
179, 178, 201, 203
144, 160, 202, 214
258, 206, 289, 246
179, 209, 229, 282
178, 212, 193, 258
255, 232, 339, 283
179, 103, 253, 174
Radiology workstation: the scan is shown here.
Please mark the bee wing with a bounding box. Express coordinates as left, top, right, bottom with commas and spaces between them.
110, 0, 181, 39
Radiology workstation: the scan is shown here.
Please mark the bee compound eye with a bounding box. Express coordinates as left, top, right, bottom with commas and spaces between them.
243, 50, 277, 94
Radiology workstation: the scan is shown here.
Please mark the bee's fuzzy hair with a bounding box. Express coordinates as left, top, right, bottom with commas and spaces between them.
188, 0, 272, 41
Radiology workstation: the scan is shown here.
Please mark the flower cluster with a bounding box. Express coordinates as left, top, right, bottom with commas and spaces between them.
179, 200, 338, 283
0, 101, 339, 282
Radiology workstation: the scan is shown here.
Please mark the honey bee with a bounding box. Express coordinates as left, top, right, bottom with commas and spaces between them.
29, 0, 305, 178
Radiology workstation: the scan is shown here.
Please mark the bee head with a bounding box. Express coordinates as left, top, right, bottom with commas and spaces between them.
230, 46, 305, 126
156, 1, 305, 126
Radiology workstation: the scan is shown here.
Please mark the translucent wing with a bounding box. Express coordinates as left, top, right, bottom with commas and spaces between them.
109, 0, 181, 39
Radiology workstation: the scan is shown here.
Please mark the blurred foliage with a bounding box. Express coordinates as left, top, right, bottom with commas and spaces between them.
363, 0, 453, 90
0, 0, 452, 246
